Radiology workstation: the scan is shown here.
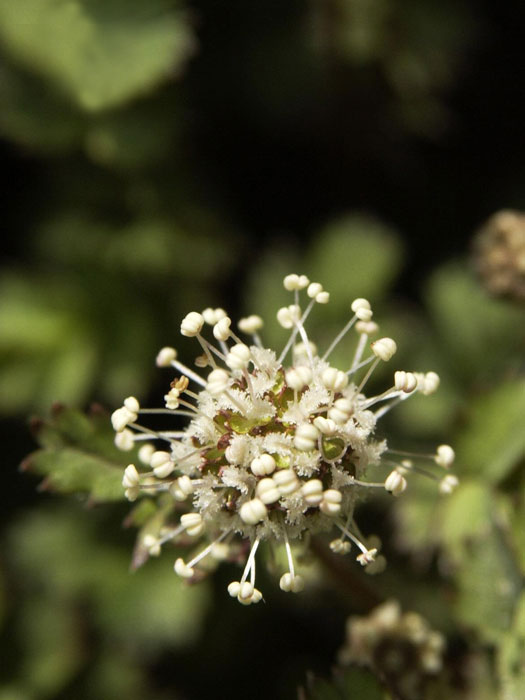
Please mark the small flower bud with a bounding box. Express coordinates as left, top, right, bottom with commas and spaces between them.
256, 477, 281, 504
384, 469, 407, 496
320, 489, 342, 516
371, 337, 397, 361
285, 366, 312, 391
150, 451, 175, 479
394, 371, 417, 393
180, 311, 204, 337
237, 581, 254, 602
181, 512, 204, 536
111, 406, 135, 432
279, 572, 305, 592
301, 479, 324, 506
315, 291, 330, 304
421, 371, 440, 395
213, 317, 232, 341
273, 469, 300, 495
322, 367, 349, 392
238, 315, 263, 333
156, 346, 177, 367
435, 444, 455, 468
239, 498, 268, 524
206, 368, 230, 395
330, 538, 351, 554
294, 423, 319, 451
283, 273, 309, 291
250, 454, 276, 476
226, 343, 251, 370
227, 581, 241, 597
276, 305, 300, 329
439, 474, 459, 494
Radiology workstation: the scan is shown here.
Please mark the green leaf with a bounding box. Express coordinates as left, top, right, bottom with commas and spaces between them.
24, 405, 128, 503
306, 667, 388, 700
497, 593, 525, 700
0, 0, 195, 112
438, 480, 493, 561
455, 380, 525, 484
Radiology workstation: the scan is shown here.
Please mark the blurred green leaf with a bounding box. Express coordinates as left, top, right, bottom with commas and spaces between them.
497, 593, 525, 700
305, 667, 388, 700
455, 527, 522, 644
455, 380, 525, 484
306, 215, 404, 314
24, 405, 127, 503
0, 0, 195, 112
426, 264, 525, 384
438, 480, 493, 561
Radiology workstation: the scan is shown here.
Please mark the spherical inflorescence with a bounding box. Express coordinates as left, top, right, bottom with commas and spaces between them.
113, 274, 458, 604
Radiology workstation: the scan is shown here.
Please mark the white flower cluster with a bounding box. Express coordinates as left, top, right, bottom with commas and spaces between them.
113, 274, 458, 605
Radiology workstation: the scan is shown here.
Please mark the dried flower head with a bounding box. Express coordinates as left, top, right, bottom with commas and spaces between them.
473, 209, 525, 301
113, 275, 457, 604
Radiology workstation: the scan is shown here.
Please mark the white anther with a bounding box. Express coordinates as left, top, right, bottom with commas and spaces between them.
276, 305, 300, 329
273, 469, 300, 495
319, 489, 342, 516
384, 469, 407, 496
150, 451, 175, 479
122, 464, 140, 489
237, 581, 255, 603
156, 346, 177, 367
285, 366, 312, 391
170, 475, 194, 502
138, 443, 155, 465
125, 486, 139, 502
279, 572, 304, 593
356, 320, 379, 335
180, 512, 204, 537
123, 396, 140, 413
371, 337, 397, 361
143, 534, 161, 556
238, 315, 264, 333
180, 311, 204, 337
226, 343, 251, 370
284, 273, 309, 291
327, 397, 353, 424
351, 298, 373, 321
439, 474, 459, 494
213, 316, 232, 341
239, 498, 268, 525
227, 581, 241, 597
294, 423, 319, 451
210, 542, 229, 560
195, 354, 209, 368
202, 307, 227, 325
357, 548, 378, 566
250, 588, 263, 603
316, 291, 330, 304
301, 479, 324, 506
422, 371, 440, 395
322, 367, 349, 392
293, 341, 318, 359
115, 429, 135, 451
206, 368, 230, 395
256, 478, 281, 504
164, 387, 180, 410
250, 454, 276, 476
329, 538, 351, 554
111, 406, 136, 432
394, 371, 418, 393
313, 416, 338, 436
435, 444, 455, 468
307, 282, 323, 298
174, 558, 194, 578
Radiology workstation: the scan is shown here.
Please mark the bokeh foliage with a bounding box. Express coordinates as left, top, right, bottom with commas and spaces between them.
1, 0, 525, 698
